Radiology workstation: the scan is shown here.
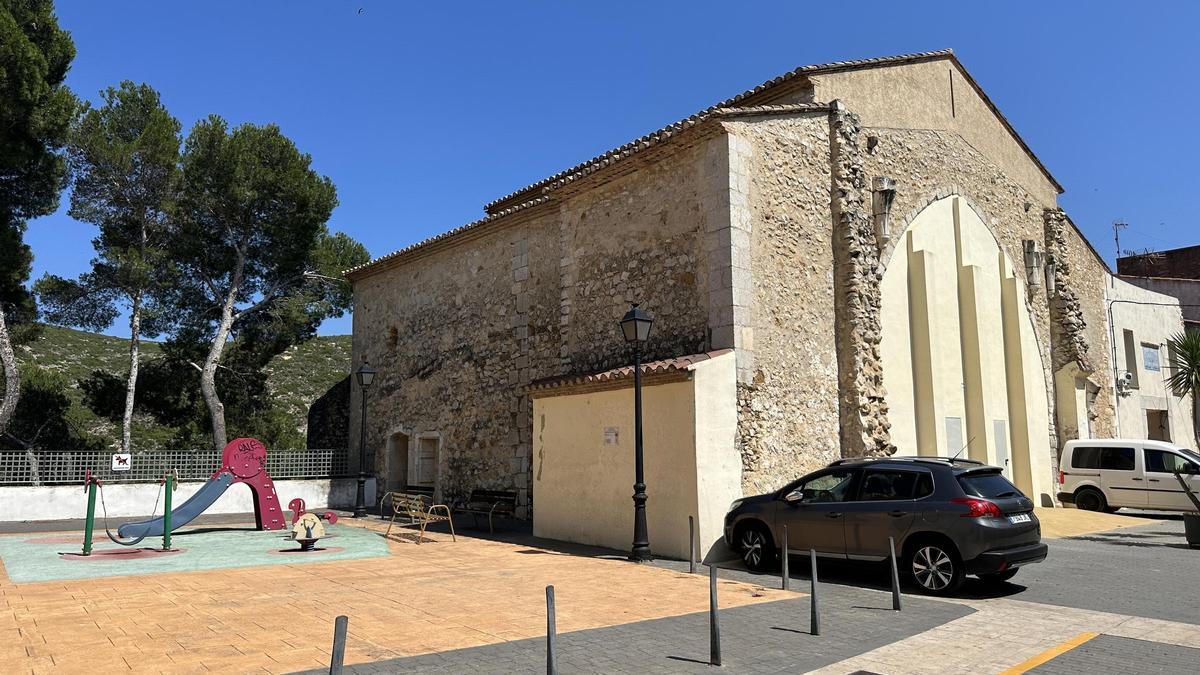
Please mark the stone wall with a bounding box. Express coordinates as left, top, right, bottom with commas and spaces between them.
350, 133, 728, 515
726, 112, 841, 494
828, 104, 893, 459
1055, 215, 1118, 439
306, 375, 350, 449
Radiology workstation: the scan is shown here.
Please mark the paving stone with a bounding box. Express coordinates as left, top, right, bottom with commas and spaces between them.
1031, 635, 1200, 675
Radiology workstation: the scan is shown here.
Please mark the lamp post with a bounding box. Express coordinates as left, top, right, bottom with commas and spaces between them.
620, 303, 654, 562
353, 359, 376, 518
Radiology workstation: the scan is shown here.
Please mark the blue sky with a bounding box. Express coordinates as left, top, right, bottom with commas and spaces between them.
29, 1, 1200, 336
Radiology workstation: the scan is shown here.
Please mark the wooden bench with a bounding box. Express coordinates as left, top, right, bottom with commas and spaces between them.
382, 492, 455, 544
454, 489, 518, 533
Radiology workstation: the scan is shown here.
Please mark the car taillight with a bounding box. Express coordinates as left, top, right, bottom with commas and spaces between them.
1058, 470, 1065, 485
950, 497, 1002, 518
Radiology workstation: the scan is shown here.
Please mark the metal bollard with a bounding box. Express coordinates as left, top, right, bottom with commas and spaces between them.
809, 549, 820, 636
709, 564, 722, 666
781, 525, 789, 591
689, 515, 697, 574
83, 477, 97, 556
546, 585, 558, 675
889, 536, 902, 611
162, 471, 173, 551
329, 615, 348, 675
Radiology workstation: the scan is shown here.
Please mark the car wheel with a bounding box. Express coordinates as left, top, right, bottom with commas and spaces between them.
736, 523, 777, 572
978, 569, 1019, 584
1074, 487, 1107, 512
907, 542, 963, 595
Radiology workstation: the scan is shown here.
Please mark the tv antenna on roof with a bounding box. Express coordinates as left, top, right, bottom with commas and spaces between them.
1113, 220, 1128, 261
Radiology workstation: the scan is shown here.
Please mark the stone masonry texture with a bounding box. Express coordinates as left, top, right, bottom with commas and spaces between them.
349, 54, 1124, 515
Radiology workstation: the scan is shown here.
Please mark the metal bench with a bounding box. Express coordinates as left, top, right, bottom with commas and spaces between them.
454, 489, 518, 533
382, 492, 455, 544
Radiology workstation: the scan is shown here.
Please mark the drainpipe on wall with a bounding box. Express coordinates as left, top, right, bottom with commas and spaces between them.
1107, 299, 1122, 438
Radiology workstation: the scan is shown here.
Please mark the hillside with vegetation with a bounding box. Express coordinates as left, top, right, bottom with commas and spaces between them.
12, 325, 351, 451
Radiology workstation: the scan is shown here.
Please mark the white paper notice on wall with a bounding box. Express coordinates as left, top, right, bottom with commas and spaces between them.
111, 453, 132, 471
604, 427, 619, 445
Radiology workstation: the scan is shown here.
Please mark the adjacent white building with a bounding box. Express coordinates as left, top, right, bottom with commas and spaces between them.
1107, 277, 1196, 448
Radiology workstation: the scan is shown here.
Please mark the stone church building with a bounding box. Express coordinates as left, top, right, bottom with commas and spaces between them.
346, 49, 1186, 558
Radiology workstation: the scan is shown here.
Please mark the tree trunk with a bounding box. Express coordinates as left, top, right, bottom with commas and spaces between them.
200, 258, 244, 453
0, 306, 19, 434
122, 292, 142, 454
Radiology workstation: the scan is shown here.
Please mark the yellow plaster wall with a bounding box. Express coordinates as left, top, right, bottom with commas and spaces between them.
531, 353, 740, 560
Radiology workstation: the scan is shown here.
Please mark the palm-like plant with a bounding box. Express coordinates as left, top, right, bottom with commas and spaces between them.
1166, 329, 1200, 446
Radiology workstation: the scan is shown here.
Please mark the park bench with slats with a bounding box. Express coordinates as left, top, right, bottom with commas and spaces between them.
382, 491, 455, 544
454, 489, 518, 533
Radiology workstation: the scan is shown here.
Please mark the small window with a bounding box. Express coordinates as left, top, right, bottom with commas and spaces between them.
859, 470, 922, 501
1101, 447, 1136, 471
1142, 344, 1161, 372
1072, 447, 1102, 470
1145, 449, 1199, 475
958, 472, 1022, 499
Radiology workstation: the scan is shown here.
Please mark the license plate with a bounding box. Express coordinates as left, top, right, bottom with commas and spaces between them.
1008, 513, 1031, 524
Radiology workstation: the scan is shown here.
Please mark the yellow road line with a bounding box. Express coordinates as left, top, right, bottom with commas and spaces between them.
1000, 631, 1100, 674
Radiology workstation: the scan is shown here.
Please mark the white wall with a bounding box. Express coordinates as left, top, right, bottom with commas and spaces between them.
532, 352, 740, 561
1108, 277, 1196, 448
0, 478, 375, 523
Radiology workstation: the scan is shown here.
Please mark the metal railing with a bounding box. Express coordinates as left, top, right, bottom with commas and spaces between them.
0, 448, 352, 486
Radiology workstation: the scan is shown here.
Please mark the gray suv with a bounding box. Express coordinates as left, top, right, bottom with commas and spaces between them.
723, 457, 1048, 594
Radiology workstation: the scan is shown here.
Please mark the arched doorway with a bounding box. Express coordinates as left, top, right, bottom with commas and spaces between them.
879, 195, 1053, 502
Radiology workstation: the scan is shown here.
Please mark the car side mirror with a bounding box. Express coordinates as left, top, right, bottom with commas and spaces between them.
782, 489, 804, 504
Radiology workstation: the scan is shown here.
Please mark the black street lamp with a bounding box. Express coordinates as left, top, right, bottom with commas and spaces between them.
353, 358, 376, 518
620, 303, 654, 562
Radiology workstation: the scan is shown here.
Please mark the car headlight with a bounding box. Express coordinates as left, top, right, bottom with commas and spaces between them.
728, 498, 746, 512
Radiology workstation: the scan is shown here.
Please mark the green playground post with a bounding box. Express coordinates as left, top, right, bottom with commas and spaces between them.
162, 471, 173, 551
83, 477, 97, 556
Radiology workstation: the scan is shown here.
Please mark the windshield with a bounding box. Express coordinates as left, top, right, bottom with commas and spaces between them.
957, 472, 1024, 499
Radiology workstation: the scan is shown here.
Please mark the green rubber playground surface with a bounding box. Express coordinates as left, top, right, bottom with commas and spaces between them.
0, 523, 390, 584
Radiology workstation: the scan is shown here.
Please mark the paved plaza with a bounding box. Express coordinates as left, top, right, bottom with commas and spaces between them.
0, 509, 1196, 673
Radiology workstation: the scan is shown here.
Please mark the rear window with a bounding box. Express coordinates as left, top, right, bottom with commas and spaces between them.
1071, 447, 1135, 471
957, 472, 1022, 499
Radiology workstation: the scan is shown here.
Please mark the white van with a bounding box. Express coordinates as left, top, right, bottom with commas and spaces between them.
1058, 439, 1200, 512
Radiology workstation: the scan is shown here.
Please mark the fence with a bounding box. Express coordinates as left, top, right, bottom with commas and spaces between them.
0, 448, 353, 486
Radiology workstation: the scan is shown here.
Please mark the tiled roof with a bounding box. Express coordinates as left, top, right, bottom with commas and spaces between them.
343, 196, 551, 277
527, 349, 733, 393
346, 47, 1063, 280
484, 49, 956, 213
344, 104, 830, 279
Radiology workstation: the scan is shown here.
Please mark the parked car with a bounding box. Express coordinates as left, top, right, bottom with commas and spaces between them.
723, 457, 1047, 595
1057, 439, 1200, 512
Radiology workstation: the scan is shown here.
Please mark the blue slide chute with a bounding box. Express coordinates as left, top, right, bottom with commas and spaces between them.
116, 472, 235, 539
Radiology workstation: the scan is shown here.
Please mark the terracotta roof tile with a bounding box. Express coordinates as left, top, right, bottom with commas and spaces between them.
483, 49, 956, 213
527, 350, 733, 393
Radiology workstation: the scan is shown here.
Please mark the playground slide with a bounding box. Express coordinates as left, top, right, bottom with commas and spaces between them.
116, 473, 235, 539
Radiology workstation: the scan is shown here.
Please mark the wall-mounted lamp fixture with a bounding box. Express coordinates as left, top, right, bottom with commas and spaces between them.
1022, 239, 1045, 290
872, 176, 897, 249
